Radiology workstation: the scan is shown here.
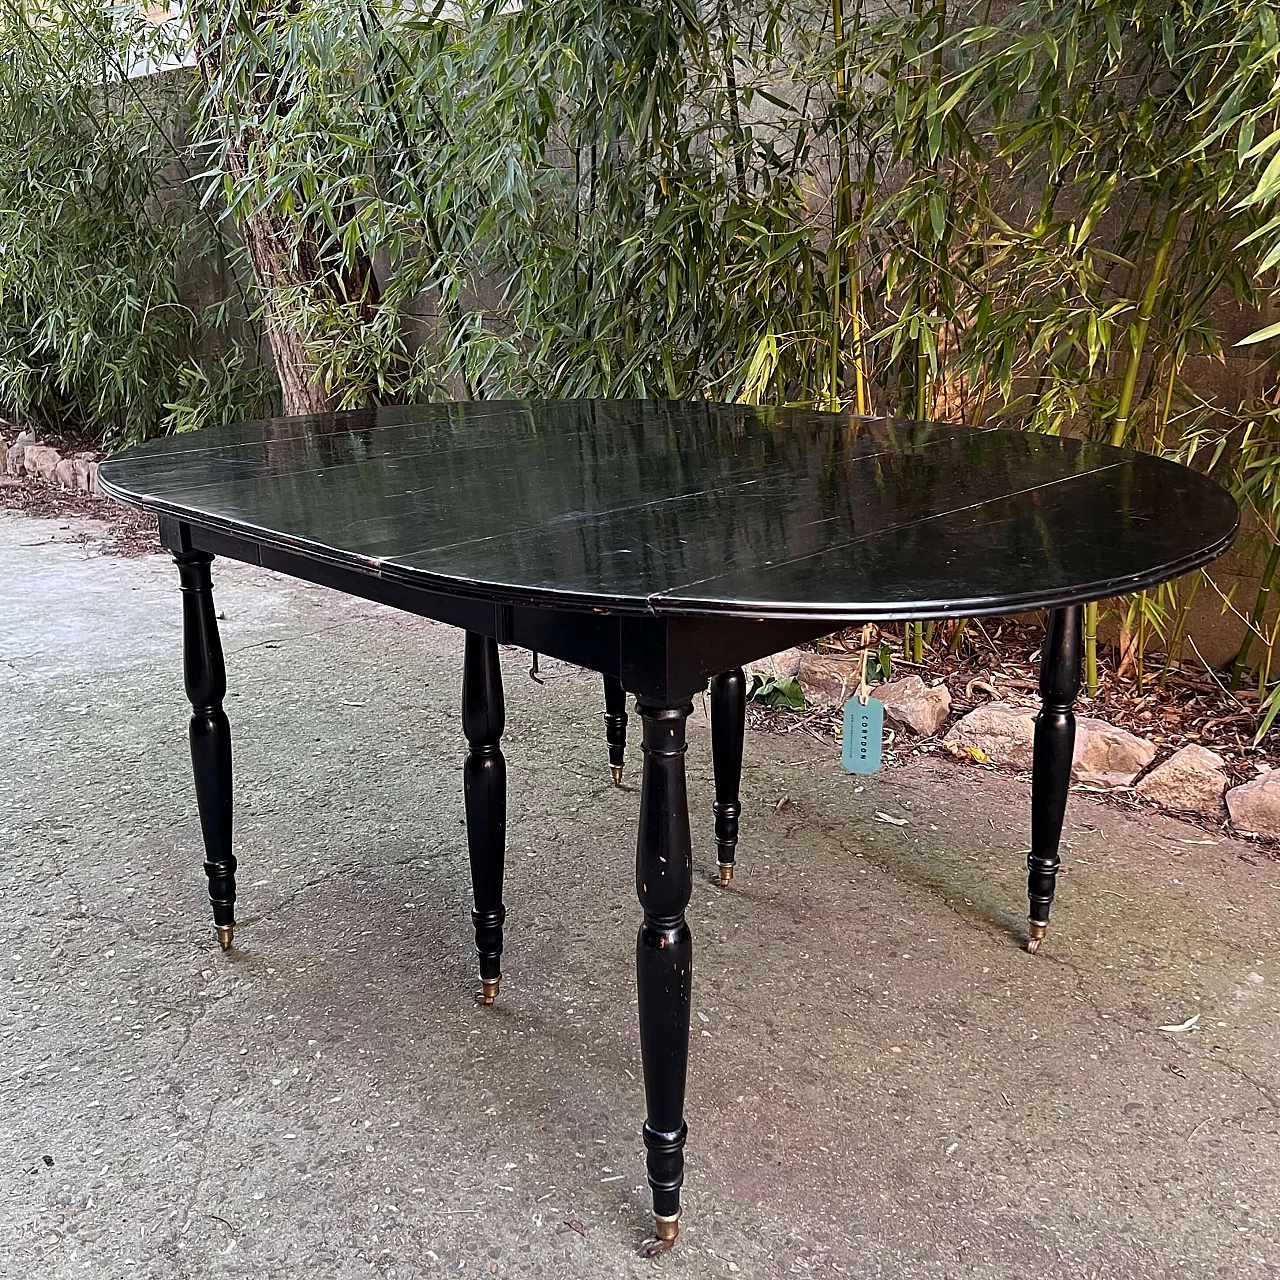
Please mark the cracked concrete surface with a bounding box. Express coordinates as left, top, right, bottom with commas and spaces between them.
1, 508, 1278, 1280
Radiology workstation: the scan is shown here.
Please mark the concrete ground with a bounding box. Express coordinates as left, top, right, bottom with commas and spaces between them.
1, 509, 1278, 1280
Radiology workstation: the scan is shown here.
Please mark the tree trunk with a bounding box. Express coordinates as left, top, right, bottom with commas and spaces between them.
233, 195, 337, 417
191, 5, 380, 417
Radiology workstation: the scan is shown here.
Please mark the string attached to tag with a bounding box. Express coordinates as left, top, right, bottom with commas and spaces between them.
842, 623, 884, 775
856, 623, 873, 705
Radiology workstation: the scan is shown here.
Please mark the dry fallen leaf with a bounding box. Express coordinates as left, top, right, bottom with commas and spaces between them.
1158, 1013, 1200, 1033
874, 811, 908, 826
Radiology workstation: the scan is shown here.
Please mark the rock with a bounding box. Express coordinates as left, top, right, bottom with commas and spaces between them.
6, 428, 36, 475
1135, 744, 1229, 817
944, 703, 1038, 769
795, 651, 861, 708
72, 457, 94, 492
944, 700, 1155, 784
746, 646, 804, 680
6, 431, 33, 476
23, 444, 62, 482
0, 439, 6, 474
875, 674, 951, 736
1226, 770, 1280, 838
53, 458, 77, 489
1072, 718, 1157, 787
87, 461, 101, 495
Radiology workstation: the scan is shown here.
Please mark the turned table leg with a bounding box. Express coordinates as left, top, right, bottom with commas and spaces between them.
634, 699, 694, 1244
603, 675, 628, 787
175, 551, 236, 951
1027, 605, 1083, 953
463, 632, 507, 1004
710, 668, 746, 885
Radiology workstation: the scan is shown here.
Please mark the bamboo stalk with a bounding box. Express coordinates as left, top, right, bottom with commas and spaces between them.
851, 269, 868, 415
1155, 355, 1178, 455
909, 0, 929, 421
1083, 600, 1099, 697
1116, 593, 1143, 680
828, 0, 855, 411
1136, 591, 1146, 695
1231, 541, 1280, 689
1158, 572, 1201, 689
916, 310, 929, 420
1085, 172, 1186, 691
1108, 177, 1186, 450
715, 0, 747, 199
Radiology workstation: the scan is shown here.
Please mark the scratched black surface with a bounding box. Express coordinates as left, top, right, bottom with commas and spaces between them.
98, 400, 1239, 619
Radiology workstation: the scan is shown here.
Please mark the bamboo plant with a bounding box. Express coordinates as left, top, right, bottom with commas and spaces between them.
5, 0, 1280, 733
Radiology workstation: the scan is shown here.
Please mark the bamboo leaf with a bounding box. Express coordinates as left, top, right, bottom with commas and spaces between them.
1254, 684, 1280, 745
1237, 319, 1280, 346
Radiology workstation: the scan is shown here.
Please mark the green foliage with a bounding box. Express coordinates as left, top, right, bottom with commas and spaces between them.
185, 0, 837, 406
746, 672, 806, 710
180, 0, 1280, 448
0, 0, 258, 444
162, 346, 273, 434
840, 0, 1280, 720
7, 0, 1280, 730
866, 644, 893, 686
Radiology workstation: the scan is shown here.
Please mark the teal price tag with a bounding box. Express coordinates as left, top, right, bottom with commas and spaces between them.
842, 695, 884, 774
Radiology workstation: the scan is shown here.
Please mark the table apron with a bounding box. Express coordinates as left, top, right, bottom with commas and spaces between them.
159, 516, 830, 701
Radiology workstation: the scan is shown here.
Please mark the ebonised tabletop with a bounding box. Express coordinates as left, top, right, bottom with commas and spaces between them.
99, 400, 1239, 620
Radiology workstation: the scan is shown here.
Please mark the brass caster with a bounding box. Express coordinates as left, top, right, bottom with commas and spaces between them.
476, 977, 500, 1006
216, 924, 234, 951
611, 764, 623, 788
1027, 920, 1047, 955
717, 862, 734, 886
653, 1212, 680, 1243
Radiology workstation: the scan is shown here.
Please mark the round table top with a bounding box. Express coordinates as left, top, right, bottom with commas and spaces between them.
99, 400, 1239, 621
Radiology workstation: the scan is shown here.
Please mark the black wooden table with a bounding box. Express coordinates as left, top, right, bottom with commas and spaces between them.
99, 400, 1238, 1244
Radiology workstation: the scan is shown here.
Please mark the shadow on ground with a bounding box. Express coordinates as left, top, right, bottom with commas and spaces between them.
1, 510, 1277, 1280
